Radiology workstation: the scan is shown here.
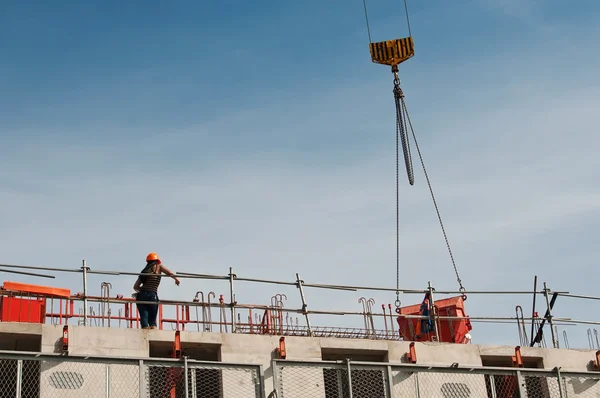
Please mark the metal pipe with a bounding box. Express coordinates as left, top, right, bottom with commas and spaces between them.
82, 259, 89, 327
296, 273, 313, 336
106, 364, 111, 398
16, 359, 22, 398
139, 360, 146, 398
184, 356, 189, 398
530, 275, 538, 347
428, 281, 439, 342
544, 282, 558, 348
0, 268, 56, 278
229, 267, 237, 333
557, 292, 600, 301
346, 359, 353, 398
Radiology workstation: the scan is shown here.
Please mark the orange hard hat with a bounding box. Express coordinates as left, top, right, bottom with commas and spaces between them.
146, 252, 162, 264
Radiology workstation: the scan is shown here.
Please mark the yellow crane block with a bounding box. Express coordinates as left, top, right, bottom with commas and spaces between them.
369, 36, 414, 67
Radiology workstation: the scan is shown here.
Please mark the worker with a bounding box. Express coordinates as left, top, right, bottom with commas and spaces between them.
133, 252, 181, 329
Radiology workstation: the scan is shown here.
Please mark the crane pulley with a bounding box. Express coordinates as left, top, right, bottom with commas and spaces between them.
361, 0, 466, 309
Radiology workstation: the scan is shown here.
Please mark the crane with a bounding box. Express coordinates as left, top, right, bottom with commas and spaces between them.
361, 0, 466, 312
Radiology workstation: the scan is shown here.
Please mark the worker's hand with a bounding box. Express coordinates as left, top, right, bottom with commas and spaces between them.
174, 277, 181, 286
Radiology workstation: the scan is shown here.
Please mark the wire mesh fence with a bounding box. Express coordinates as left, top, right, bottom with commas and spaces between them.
0, 351, 263, 398
273, 359, 600, 398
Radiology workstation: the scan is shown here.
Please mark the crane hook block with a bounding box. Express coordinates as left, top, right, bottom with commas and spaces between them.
369, 36, 415, 67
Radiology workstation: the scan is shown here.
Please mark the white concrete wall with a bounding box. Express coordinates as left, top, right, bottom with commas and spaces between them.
2, 322, 600, 397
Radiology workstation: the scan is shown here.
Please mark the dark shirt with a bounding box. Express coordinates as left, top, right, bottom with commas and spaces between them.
140, 272, 161, 292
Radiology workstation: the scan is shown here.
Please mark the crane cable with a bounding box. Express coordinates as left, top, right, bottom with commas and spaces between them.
362, 0, 466, 308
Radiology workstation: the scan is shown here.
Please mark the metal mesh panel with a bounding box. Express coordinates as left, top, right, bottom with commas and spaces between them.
144, 362, 261, 398
415, 371, 492, 397
0, 352, 263, 398
349, 366, 389, 397
187, 363, 261, 398
561, 375, 600, 397
521, 374, 563, 397
278, 364, 337, 398
278, 363, 390, 398
389, 369, 418, 396
109, 363, 140, 397
274, 361, 600, 398
21, 360, 41, 398
41, 361, 109, 397
145, 364, 186, 397
0, 359, 19, 398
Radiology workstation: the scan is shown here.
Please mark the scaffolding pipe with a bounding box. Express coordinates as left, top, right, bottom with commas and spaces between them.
0, 262, 573, 295
81, 259, 89, 327
544, 282, 558, 349
296, 273, 313, 337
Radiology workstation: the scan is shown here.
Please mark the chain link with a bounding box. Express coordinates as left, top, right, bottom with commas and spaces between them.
391, 67, 466, 299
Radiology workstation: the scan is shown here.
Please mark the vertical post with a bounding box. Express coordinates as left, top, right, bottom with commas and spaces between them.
139, 359, 146, 398
16, 359, 22, 398
516, 370, 526, 398
184, 356, 189, 398
555, 367, 564, 398
257, 365, 267, 398
229, 267, 237, 333
106, 365, 111, 398
415, 371, 421, 398
345, 359, 353, 398
295, 273, 313, 336
427, 281, 439, 342
530, 276, 538, 346
488, 374, 498, 398
385, 365, 394, 398
543, 282, 558, 348
82, 259, 89, 326
271, 359, 280, 396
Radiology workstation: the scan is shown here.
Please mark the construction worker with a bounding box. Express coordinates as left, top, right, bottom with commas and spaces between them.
133, 252, 181, 329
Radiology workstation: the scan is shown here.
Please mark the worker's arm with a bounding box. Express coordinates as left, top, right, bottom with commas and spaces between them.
159, 264, 181, 286
133, 277, 142, 292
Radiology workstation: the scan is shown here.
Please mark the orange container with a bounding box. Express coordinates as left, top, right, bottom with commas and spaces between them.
0, 296, 46, 324
396, 295, 472, 344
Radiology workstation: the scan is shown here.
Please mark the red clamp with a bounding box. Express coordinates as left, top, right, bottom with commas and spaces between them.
62, 325, 69, 353
172, 330, 181, 359
406, 342, 417, 363
512, 346, 523, 368
592, 350, 600, 371
276, 337, 286, 359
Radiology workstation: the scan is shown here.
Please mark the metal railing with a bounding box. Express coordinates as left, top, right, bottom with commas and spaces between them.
2, 261, 600, 349
272, 359, 600, 397
0, 350, 264, 398
4, 349, 600, 398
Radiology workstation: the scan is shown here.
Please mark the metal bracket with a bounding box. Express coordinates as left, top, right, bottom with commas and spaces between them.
61, 325, 69, 353
276, 336, 286, 359
592, 350, 600, 371
406, 342, 417, 364
172, 330, 181, 359
512, 346, 523, 368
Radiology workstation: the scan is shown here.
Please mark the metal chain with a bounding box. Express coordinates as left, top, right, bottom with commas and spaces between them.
400, 96, 466, 297
393, 68, 415, 308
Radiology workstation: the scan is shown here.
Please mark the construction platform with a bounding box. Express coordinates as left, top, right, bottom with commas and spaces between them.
1, 263, 600, 397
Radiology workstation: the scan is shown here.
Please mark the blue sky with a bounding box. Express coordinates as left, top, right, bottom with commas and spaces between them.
1, 0, 600, 350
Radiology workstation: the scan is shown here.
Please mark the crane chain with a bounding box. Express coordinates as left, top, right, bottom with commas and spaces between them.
393, 68, 415, 309
391, 68, 466, 306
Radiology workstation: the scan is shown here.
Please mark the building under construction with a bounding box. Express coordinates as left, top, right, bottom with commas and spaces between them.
2, 2, 598, 398
1, 261, 600, 398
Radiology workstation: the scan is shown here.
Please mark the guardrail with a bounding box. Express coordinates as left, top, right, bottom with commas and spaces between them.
2, 261, 600, 349
4, 350, 600, 397
0, 350, 264, 398
272, 359, 600, 397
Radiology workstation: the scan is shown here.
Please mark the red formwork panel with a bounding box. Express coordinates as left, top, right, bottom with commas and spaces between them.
396, 295, 472, 344
0, 296, 47, 324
